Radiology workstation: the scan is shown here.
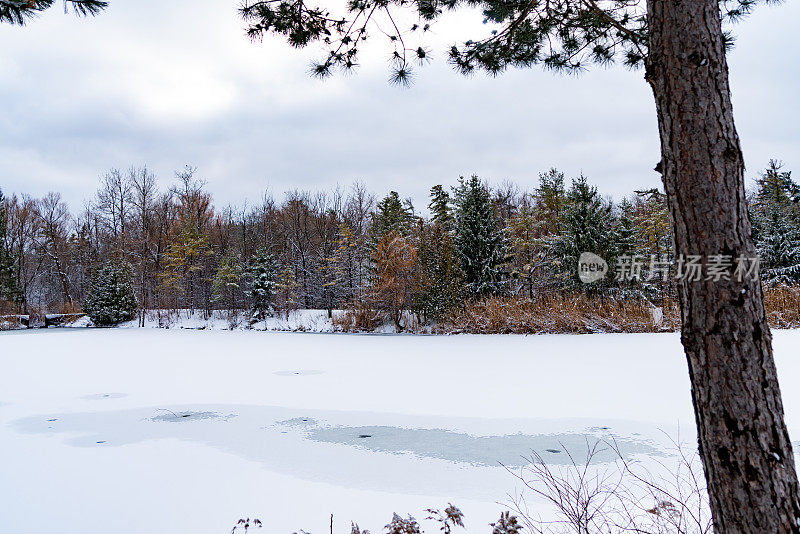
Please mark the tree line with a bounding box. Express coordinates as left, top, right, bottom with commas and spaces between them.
0, 160, 795, 326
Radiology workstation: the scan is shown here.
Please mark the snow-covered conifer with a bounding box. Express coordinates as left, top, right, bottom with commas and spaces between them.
551, 175, 632, 285
428, 185, 453, 231
0, 189, 20, 306
755, 208, 800, 284
372, 191, 414, 241
247, 247, 279, 319
83, 259, 138, 325
453, 175, 510, 297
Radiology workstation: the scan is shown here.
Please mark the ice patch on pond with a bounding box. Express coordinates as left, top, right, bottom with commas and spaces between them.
300, 424, 665, 467
81, 393, 127, 400
275, 416, 316, 426
150, 410, 224, 422
11, 403, 673, 498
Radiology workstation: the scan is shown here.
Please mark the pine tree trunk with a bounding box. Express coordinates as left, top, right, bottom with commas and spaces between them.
646, 1, 800, 531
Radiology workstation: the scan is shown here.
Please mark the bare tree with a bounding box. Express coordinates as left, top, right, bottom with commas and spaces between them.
130, 166, 158, 326
507, 438, 712, 534
33, 192, 74, 310
4, 194, 41, 312
95, 168, 133, 253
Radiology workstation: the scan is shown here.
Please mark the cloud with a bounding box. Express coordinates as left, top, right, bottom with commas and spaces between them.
0, 0, 797, 211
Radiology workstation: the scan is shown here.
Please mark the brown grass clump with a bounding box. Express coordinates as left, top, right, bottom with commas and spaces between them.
332, 300, 383, 332
441, 292, 681, 335
57, 301, 84, 315
764, 285, 800, 328
439, 285, 800, 335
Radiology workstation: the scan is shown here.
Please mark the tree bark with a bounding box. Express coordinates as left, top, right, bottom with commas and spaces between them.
646, 1, 800, 531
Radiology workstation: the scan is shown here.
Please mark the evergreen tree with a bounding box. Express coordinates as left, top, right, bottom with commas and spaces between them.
428, 185, 453, 231
614, 199, 637, 280
453, 175, 509, 297
506, 199, 542, 297
247, 247, 278, 319
0, 0, 106, 25
330, 223, 360, 302
414, 220, 463, 321
372, 191, 413, 241
83, 259, 138, 326
212, 254, 244, 309
622, 189, 674, 294
754, 207, 800, 284
751, 161, 800, 284
755, 159, 799, 209
159, 224, 213, 312
275, 264, 300, 319
535, 168, 568, 236
551, 175, 631, 286
0, 189, 20, 307
628, 189, 672, 258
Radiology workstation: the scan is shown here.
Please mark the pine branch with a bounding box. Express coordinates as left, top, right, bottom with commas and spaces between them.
0, 0, 107, 25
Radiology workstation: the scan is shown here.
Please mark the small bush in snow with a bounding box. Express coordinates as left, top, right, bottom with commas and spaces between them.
231, 517, 261, 533
490, 512, 522, 534
385, 513, 421, 534
83, 259, 138, 326
424, 504, 464, 534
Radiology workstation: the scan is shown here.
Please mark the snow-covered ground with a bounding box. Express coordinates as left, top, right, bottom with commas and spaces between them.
61, 308, 422, 333
2, 329, 800, 533
114, 309, 340, 332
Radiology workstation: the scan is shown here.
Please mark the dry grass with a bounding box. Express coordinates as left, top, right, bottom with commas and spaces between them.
764, 285, 800, 328
333, 285, 800, 335
0, 298, 17, 315
0, 315, 25, 330
332, 300, 383, 332
57, 301, 84, 315
441, 292, 681, 335
438, 286, 800, 335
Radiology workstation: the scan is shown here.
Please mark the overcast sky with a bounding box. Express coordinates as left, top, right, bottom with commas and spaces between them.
1, 1, 798, 212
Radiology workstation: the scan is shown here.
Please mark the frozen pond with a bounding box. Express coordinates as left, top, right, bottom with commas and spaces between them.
2, 328, 800, 533
13, 404, 666, 471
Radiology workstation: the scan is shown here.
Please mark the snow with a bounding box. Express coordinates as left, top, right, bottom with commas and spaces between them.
2, 329, 800, 533
65, 314, 94, 328
115, 309, 340, 332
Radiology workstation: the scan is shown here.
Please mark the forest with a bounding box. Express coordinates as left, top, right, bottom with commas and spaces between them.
1, 160, 797, 332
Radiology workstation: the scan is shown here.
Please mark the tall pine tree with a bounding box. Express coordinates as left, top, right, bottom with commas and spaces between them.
0, 189, 20, 308
453, 176, 509, 297
413, 220, 463, 321
551, 175, 631, 286
751, 161, 800, 284
372, 191, 413, 241
247, 247, 279, 319
428, 185, 453, 231
212, 254, 245, 310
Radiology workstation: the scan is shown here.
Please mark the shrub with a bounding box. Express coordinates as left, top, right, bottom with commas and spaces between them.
84, 260, 138, 326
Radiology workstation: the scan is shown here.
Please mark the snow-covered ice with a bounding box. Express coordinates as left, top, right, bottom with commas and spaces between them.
2, 329, 800, 533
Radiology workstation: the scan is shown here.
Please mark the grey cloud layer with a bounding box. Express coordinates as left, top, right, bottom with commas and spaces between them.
0, 1, 797, 209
